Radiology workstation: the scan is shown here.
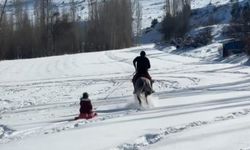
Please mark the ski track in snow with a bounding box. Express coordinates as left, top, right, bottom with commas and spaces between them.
2, 106, 250, 147
113, 108, 250, 150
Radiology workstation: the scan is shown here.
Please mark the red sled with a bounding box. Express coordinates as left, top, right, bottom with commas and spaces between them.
75, 112, 97, 120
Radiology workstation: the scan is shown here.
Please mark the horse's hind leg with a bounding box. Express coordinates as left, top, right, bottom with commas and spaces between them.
137, 95, 142, 106
145, 94, 149, 105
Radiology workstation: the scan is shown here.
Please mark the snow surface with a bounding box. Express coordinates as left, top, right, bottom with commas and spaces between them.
2, 0, 250, 150
1, 42, 250, 150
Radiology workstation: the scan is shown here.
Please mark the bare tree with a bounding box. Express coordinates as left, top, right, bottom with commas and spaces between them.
0, 0, 134, 60
0, 0, 8, 27
70, 0, 77, 22
85, 0, 133, 51
133, 0, 142, 45
162, 0, 191, 40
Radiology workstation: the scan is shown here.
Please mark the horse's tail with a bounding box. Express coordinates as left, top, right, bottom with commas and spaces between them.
135, 77, 153, 104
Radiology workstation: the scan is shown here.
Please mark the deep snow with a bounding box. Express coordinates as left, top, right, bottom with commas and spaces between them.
2, 0, 250, 149
1, 42, 250, 150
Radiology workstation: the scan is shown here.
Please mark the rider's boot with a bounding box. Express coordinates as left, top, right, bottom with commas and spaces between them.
133, 81, 136, 94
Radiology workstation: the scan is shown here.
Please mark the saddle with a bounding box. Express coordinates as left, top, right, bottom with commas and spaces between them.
132, 73, 154, 94
133, 73, 154, 86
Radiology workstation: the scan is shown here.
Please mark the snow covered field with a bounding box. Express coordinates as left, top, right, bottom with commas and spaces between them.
1, 43, 250, 150
2, 0, 250, 149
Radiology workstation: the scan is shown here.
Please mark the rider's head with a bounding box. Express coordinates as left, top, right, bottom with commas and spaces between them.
82, 92, 89, 99
140, 51, 146, 57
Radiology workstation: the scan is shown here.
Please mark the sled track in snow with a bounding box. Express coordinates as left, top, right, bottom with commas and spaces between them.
0, 108, 137, 144
0, 96, 129, 115
0, 75, 134, 114
0, 125, 15, 142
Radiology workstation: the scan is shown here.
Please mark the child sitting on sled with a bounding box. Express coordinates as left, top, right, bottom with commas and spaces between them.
75, 92, 97, 120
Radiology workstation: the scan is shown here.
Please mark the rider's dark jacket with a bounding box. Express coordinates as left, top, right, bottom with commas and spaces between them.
133, 56, 151, 74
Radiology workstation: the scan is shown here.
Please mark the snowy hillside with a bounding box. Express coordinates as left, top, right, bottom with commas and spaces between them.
141, 0, 236, 43
1, 0, 237, 44
0, 0, 233, 29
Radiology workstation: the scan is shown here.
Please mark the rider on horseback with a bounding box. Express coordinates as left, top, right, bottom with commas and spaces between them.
132, 51, 153, 93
